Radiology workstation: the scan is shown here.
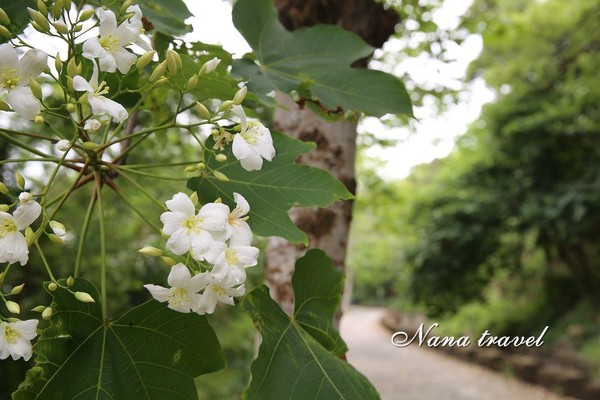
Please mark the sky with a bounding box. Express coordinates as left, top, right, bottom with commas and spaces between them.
183, 0, 495, 180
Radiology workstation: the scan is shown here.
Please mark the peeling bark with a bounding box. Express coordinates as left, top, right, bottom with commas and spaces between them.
265, 0, 399, 318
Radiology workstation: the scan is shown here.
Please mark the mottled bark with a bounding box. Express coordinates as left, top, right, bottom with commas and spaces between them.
265, 0, 399, 317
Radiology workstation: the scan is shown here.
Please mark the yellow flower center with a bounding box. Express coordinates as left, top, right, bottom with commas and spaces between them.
1, 67, 21, 90
95, 81, 111, 97
169, 288, 189, 306
183, 216, 202, 233
0, 218, 17, 239
99, 35, 120, 53
4, 325, 20, 344
241, 123, 264, 144
212, 285, 226, 296
225, 249, 239, 266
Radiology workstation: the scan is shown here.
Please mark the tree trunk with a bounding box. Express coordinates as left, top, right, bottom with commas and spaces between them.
265, 0, 399, 317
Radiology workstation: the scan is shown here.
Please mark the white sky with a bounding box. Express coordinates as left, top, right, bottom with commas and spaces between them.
183, 0, 495, 180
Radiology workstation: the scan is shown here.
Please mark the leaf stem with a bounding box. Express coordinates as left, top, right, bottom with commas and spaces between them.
35, 242, 57, 283
94, 172, 108, 319
74, 187, 97, 277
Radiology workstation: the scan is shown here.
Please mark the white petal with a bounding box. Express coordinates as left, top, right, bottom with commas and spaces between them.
203, 241, 226, 265
98, 8, 117, 37
144, 284, 171, 303
167, 263, 192, 286
113, 47, 137, 74
232, 134, 252, 161
229, 222, 253, 246
13, 201, 41, 230
231, 105, 247, 132
196, 290, 218, 314
0, 232, 29, 265
190, 231, 215, 261
98, 54, 117, 73
0, 44, 18, 70
82, 37, 107, 59
255, 138, 276, 161
73, 76, 94, 92
187, 271, 211, 292
166, 228, 191, 255
198, 203, 229, 231
114, 23, 139, 46
8, 337, 33, 361
12, 319, 38, 341
7, 87, 40, 120
232, 246, 259, 266
89, 95, 128, 122
166, 193, 195, 216
160, 211, 187, 235
18, 49, 48, 81
240, 153, 263, 171
233, 192, 250, 215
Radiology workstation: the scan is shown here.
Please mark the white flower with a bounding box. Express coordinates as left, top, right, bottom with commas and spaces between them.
0, 193, 41, 266
84, 118, 102, 131
82, 8, 140, 73
56, 139, 70, 152
160, 193, 229, 260
201, 57, 221, 74
206, 242, 259, 285
0, 319, 39, 361
225, 192, 252, 245
49, 220, 66, 238
73, 63, 128, 123
0, 44, 47, 120
195, 274, 245, 315
126, 5, 152, 51
144, 263, 210, 313
231, 105, 276, 171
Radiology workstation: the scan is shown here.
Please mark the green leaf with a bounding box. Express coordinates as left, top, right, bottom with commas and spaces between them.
13, 279, 224, 400
138, 0, 191, 36
292, 250, 348, 356
232, 0, 412, 117
187, 132, 353, 244
243, 250, 379, 400
0, 0, 35, 43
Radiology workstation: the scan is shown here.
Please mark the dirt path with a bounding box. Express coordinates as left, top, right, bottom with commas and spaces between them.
339, 306, 573, 400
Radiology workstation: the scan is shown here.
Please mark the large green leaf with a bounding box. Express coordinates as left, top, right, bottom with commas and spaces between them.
0, 0, 35, 43
138, 0, 191, 36
187, 132, 353, 244
243, 250, 379, 399
231, 0, 412, 117
13, 279, 224, 400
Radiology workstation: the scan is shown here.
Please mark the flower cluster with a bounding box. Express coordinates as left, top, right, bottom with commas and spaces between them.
0, 192, 41, 266
144, 192, 258, 315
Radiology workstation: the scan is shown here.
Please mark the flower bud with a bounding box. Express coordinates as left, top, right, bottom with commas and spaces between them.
79, 8, 95, 22
54, 52, 63, 73
215, 154, 227, 163
73, 24, 83, 32
34, 115, 45, 125
37, 0, 48, 15
66, 76, 74, 91
31, 305, 46, 313
0, 204, 8, 212
160, 230, 169, 240
0, 182, 8, 195
10, 283, 25, 295
82, 141, 101, 150
213, 170, 230, 182
160, 256, 177, 267
154, 77, 169, 87
184, 165, 197, 173
120, 0, 135, 15
200, 57, 220, 74
67, 57, 78, 77
52, 0, 62, 18
214, 197, 222, 204
52, 21, 69, 34
135, 50, 156, 70
189, 191, 198, 206
0, 25, 11, 39
15, 172, 25, 190
27, 7, 50, 32
42, 307, 53, 320
56, 139, 70, 152
185, 74, 198, 91
166, 49, 181, 75
6, 301, 20, 315
0, 100, 10, 111
0, 7, 11, 25
66, 103, 76, 112
195, 102, 211, 120
196, 162, 206, 171
28, 77, 43, 100
67, 276, 74, 286
149, 60, 167, 82
50, 220, 66, 237
48, 282, 58, 291
138, 247, 163, 257
74, 291, 95, 303
48, 233, 65, 245
233, 86, 248, 105
219, 100, 235, 112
